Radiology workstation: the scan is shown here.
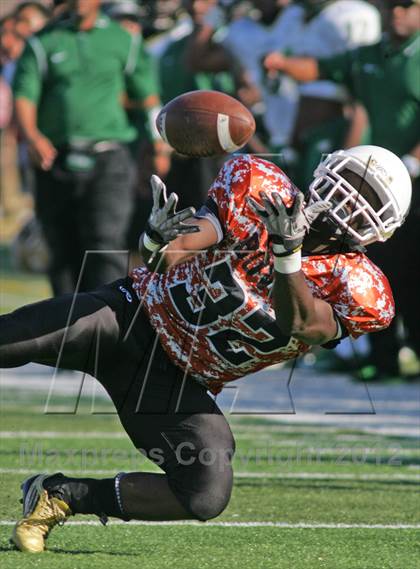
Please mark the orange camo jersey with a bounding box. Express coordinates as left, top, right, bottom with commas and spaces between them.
131, 155, 394, 394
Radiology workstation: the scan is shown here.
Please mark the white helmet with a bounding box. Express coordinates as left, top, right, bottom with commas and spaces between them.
309, 145, 412, 246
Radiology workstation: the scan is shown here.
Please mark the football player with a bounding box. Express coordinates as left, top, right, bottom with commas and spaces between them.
0, 145, 411, 552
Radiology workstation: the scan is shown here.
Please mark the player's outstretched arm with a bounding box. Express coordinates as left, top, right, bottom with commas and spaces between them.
140, 175, 218, 272
248, 192, 338, 345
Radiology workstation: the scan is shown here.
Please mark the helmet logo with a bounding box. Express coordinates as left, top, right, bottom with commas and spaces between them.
368, 158, 393, 185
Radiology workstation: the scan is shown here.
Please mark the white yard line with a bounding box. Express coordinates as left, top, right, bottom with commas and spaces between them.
0, 468, 418, 481
234, 472, 420, 481
0, 520, 418, 529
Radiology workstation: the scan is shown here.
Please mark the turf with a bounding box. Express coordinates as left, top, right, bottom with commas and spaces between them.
0, 272, 50, 315
0, 394, 419, 568
1, 526, 419, 569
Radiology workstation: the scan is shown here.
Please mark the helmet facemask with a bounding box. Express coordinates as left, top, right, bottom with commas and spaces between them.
309, 151, 403, 246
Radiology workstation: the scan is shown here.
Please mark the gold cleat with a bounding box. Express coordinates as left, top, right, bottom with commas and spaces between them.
11, 474, 72, 553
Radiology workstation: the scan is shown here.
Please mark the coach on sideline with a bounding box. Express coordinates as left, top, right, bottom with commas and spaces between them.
13, 0, 162, 295
264, 0, 420, 380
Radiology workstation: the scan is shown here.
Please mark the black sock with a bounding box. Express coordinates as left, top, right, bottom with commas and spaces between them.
43, 473, 127, 520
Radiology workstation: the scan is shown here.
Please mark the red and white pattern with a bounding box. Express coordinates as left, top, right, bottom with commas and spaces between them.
131, 156, 394, 394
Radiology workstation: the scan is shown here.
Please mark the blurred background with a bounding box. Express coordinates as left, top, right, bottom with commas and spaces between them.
1, 0, 419, 382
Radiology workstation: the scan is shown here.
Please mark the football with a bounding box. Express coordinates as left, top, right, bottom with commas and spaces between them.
156, 90, 256, 157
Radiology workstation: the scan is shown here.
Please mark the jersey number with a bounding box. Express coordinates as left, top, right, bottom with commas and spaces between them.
168, 259, 291, 367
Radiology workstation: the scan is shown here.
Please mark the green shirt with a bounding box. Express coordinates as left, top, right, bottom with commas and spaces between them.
13, 13, 158, 145
318, 33, 420, 156
159, 34, 235, 104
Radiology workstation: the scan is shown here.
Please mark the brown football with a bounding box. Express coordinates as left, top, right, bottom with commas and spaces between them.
156, 90, 256, 157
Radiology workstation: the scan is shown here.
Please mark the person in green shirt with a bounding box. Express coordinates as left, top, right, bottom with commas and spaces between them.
13, 0, 163, 295
263, 0, 420, 379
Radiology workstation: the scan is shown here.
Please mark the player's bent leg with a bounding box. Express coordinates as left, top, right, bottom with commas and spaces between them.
15, 410, 235, 540
118, 410, 235, 522
31, 401, 235, 525
110, 353, 236, 522
12, 364, 235, 547
11, 290, 235, 551
11, 414, 234, 550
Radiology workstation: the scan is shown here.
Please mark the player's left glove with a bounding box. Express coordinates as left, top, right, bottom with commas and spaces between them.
248, 191, 331, 253
143, 175, 200, 252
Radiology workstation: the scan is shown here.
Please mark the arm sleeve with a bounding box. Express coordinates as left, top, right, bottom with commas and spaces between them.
304, 254, 395, 339
13, 41, 43, 104
124, 37, 159, 102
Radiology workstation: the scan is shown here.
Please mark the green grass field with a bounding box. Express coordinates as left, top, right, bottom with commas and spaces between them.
1, 261, 419, 568
0, 388, 419, 569
0, 271, 50, 315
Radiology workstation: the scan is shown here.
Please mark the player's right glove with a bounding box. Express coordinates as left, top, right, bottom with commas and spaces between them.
143, 175, 200, 252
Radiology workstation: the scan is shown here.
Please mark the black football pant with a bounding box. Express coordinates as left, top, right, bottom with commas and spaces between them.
35, 146, 134, 296
0, 278, 235, 520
